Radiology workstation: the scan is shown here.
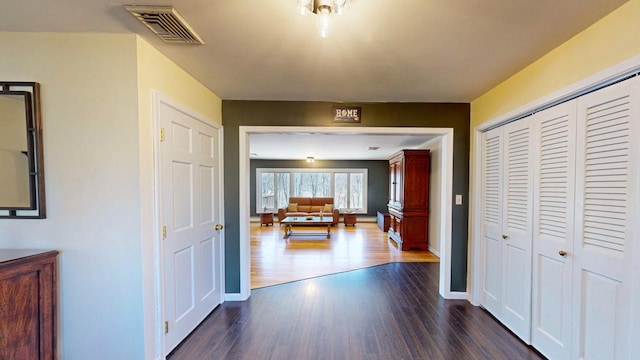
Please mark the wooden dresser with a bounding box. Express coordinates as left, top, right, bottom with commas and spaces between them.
387, 149, 430, 250
0, 249, 58, 360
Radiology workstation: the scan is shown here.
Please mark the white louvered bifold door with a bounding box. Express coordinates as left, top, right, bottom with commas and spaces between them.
531, 101, 577, 360
481, 127, 504, 317
571, 77, 639, 360
500, 117, 534, 343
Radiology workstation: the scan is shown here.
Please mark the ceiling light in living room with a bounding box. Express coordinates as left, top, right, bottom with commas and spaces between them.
306, 156, 315, 163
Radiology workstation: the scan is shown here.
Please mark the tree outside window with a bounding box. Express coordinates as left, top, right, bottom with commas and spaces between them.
260, 172, 274, 210
349, 173, 363, 209
294, 173, 331, 197
334, 173, 347, 208
276, 173, 289, 208
257, 168, 367, 213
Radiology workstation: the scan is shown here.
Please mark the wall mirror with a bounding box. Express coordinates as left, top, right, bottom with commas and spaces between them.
0, 82, 46, 219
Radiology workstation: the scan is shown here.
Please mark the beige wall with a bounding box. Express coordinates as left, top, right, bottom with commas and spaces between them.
0, 32, 143, 359
0, 32, 221, 360
471, 0, 640, 127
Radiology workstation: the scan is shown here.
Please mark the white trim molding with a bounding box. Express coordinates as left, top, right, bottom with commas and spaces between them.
224, 293, 248, 302
238, 126, 457, 300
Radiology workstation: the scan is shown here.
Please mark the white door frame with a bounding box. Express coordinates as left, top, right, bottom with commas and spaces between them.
152, 91, 225, 357
235, 126, 459, 301
468, 54, 640, 306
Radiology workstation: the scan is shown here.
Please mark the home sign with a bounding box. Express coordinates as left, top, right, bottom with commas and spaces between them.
333, 106, 361, 123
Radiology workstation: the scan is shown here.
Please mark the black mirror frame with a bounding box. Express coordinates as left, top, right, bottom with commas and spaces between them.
0, 82, 46, 219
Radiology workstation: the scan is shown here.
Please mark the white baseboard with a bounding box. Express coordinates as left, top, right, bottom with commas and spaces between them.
442, 291, 468, 300
428, 246, 440, 257
224, 293, 249, 302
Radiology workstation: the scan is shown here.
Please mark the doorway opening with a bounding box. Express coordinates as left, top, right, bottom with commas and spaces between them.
238, 126, 456, 300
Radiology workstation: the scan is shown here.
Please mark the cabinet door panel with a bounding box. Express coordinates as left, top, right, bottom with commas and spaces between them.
0, 251, 57, 360
389, 163, 395, 204
0, 272, 39, 360
395, 160, 403, 205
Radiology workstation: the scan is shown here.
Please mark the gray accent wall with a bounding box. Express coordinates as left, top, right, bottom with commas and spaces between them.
250, 159, 390, 217
223, 101, 470, 293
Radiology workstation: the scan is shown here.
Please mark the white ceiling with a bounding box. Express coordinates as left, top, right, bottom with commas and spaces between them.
0, 0, 627, 103
250, 133, 438, 160
0, 0, 627, 159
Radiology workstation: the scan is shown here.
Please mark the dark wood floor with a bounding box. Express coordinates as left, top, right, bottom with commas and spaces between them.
168, 263, 545, 360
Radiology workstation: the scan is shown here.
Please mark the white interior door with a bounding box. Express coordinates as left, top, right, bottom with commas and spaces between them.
159, 99, 223, 355
531, 101, 577, 359
571, 77, 638, 360
500, 118, 534, 343
481, 127, 503, 317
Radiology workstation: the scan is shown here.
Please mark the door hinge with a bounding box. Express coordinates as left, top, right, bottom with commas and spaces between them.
162, 226, 167, 239
160, 128, 166, 142
164, 321, 169, 334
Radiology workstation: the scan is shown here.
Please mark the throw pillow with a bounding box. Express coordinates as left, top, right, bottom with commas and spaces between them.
288, 203, 298, 211
323, 204, 333, 212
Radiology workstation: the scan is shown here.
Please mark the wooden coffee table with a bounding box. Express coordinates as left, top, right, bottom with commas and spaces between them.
281, 216, 333, 239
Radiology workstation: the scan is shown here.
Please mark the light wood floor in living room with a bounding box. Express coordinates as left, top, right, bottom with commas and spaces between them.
251, 221, 439, 288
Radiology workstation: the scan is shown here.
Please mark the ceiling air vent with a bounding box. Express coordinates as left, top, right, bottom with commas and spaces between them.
124, 5, 205, 45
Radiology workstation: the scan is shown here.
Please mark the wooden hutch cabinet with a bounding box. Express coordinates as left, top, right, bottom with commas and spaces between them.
387, 149, 430, 250
0, 249, 58, 360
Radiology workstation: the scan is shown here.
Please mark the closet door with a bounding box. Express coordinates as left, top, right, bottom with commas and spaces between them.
572, 77, 639, 360
500, 118, 534, 343
481, 117, 534, 343
531, 101, 577, 359
481, 127, 503, 316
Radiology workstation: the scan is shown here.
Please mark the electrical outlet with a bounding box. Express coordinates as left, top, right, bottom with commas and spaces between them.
455, 194, 463, 205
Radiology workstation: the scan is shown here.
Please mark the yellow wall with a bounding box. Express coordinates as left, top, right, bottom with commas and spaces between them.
135, 38, 222, 123
134, 36, 222, 359
471, 0, 640, 127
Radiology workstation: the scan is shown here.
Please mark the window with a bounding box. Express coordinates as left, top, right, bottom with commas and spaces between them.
334, 173, 347, 209
276, 173, 290, 208
349, 173, 363, 209
256, 168, 367, 213
259, 172, 274, 211
293, 172, 331, 197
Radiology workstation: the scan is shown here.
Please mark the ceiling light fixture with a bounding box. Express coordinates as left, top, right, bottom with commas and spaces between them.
297, 0, 348, 38
306, 156, 315, 163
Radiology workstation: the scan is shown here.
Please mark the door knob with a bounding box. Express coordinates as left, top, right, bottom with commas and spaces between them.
559, 250, 568, 257
215, 224, 224, 230
502, 234, 509, 239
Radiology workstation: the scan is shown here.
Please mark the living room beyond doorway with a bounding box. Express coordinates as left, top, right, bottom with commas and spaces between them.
251, 221, 439, 288
240, 125, 455, 298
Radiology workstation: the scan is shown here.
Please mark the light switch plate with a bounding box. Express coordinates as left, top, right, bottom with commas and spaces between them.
455, 194, 463, 205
